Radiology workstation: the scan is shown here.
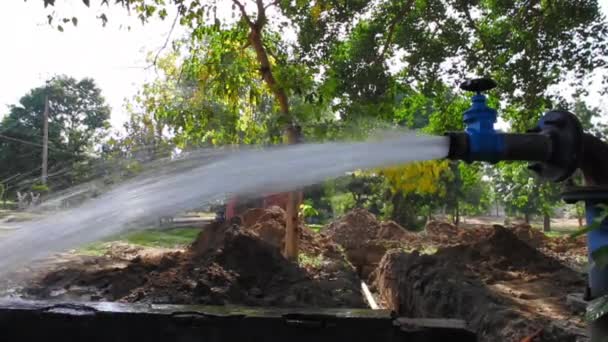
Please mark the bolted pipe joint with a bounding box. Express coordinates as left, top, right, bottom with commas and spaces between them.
446, 78, 583, 182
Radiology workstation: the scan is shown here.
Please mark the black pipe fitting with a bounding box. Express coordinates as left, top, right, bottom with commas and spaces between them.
447, 110, 583, 182
446, 132, 552, 163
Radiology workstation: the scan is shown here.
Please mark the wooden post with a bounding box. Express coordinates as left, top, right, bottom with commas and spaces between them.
41, 94, 49, 185
283, 125, 302, 261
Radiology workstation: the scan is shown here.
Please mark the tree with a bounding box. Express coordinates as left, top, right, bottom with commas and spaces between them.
34, 0, 608, 241
346, 172, 383, 209
0, 76, 110, 193
493, 163, 562, 230
573, 99, 608, 140
380, 160, 450, 228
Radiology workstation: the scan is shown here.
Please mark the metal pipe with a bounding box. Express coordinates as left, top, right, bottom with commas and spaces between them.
446, 132, 552, 163
501, 133, 552, 161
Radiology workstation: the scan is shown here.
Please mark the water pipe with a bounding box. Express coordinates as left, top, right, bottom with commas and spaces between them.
446, 78, 608, 340
446, 78, 583, 181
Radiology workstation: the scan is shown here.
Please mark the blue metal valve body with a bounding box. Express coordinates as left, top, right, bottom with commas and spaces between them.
463, 93, 505, 162
586, 201, 608, 298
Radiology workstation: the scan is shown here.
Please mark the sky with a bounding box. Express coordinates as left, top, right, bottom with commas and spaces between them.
0, 1, 607, 132
0, 1, 184, 130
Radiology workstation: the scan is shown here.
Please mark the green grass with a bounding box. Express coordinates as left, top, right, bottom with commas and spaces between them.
77, 227, 201, 256
298, 253, 324, 269
118, 227, 201, 247
308, 224, 324, 233
78, 241, 110, 256
544, 231, 567, 239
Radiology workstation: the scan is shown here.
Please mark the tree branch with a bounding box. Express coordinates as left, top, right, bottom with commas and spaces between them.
377, 0, 414, 62
147, 11, 180, 71
264, 0, 280, 10
232, 0, 253, 27
255, 0, 267, 28
462, 6, 482, 38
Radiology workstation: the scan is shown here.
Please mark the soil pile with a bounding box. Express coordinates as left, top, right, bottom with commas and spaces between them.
372, 226, 587, 341
25, 207, 365, 308
424, 220, 498, 246
325, 209, 412, 278
509, 223, 548, 248
541, 234, 588, 272
506, 223, 587, 271
378, 220, 415, 240
325, 209, 384, 248
425, 220, 462, 241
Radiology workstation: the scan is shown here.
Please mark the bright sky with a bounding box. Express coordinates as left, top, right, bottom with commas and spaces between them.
0, 1, 184, 130
0, 1, 607, 132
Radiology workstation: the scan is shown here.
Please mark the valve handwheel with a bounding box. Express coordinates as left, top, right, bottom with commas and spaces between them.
460, 78, 497, 93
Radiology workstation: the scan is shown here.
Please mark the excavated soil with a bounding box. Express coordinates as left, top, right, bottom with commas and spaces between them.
324, 209, 413, 278
324, 209, 589, 341
372, 226, 587, 341
19, 207, 590, 340
23, 207, 365, 308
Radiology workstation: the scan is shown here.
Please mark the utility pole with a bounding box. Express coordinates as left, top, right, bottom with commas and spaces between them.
41, 94, 49, 185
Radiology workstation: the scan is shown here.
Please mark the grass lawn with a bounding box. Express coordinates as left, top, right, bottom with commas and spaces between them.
544, 231, 566, 238
307, 224, 324, 233
78, 227, 202, 256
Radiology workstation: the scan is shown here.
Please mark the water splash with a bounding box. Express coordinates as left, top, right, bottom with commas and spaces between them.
0, 133, 448, 275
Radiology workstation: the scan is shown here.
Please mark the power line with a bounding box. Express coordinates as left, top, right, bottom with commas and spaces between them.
0, 133, 45, 149
0, 133, 76, 156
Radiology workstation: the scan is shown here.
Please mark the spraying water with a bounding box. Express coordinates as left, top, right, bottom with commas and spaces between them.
0, 133, 448, 276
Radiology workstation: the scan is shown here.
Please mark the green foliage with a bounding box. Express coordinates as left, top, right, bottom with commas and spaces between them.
31, 183, 50, 194
0, 76, 110, 192
346, 172, 383, 209
493, 163, 562, 221
32, 0, 608, 229
299, 200, 319, 219
298, 252, 324, 269
573, 99, 608, 140
325, 192, 355, 217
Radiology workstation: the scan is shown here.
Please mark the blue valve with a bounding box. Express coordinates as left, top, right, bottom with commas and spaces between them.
460, 78, 505, 163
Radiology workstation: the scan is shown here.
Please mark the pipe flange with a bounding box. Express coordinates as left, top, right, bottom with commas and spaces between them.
528, 111, 583, 182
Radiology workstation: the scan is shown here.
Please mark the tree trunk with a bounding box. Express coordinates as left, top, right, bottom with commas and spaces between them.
247, 23, 290, 116
41, 94, 49, 185
234, 0, 300, 260
453, 201, 460, 225
543, 214, 551, 232
283, 127, 302, 260
578, 215, 584, 228
524, 212, 530, 224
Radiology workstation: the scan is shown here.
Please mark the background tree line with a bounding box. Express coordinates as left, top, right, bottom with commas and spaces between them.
2, 0, 607, 230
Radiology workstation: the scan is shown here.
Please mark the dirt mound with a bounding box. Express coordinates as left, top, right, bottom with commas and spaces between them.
240, 208, 267, 228
425, 220, 462, 240
546, 234, 586, 253
541, 234, 588, 272
325, 208, 381, 248
372, 226, 586, 341
25, 208, 365, 308
377, 220, 415, 240
509, 223, 547, 248
324, 209, 408, 278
